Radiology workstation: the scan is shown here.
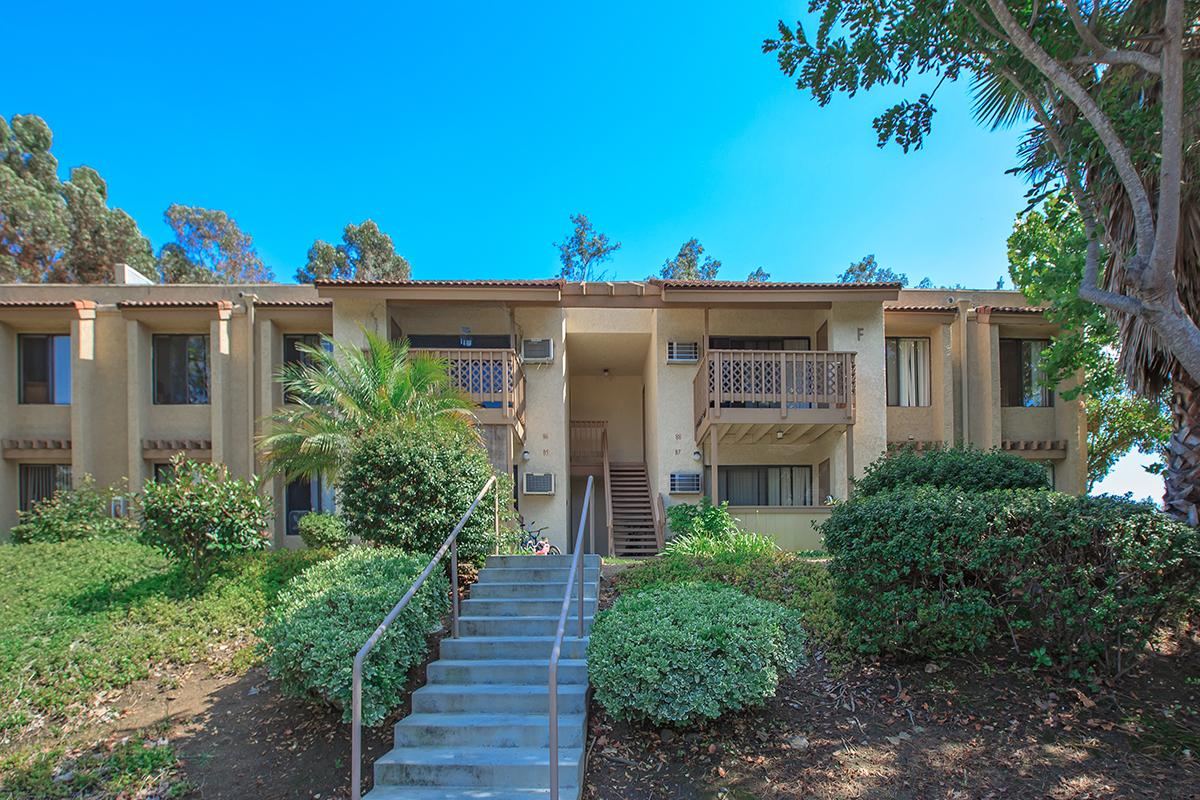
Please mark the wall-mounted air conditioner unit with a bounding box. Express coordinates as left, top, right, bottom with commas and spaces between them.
521, 338, 554, 363
522, 472, 556, 495
669, 472, 703, 494
667, 341, 700, 363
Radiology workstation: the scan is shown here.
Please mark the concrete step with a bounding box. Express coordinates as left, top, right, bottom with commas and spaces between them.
439, 635, 589, 661
485, 554, 601, 569
394, 712, 587, 748
470, 581, 598, 600
461, 597, 597, 617
373, 745, 582, 792
425, 658, 588, 686
411, 683, 589, 714
458, 615, 594, 638
366, 787, 560, 800
474, 567, 600, 584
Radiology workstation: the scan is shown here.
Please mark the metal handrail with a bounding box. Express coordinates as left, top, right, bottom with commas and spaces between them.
350, 475, 499, 800
601, 429, 613, 557
549, 474, 592, 800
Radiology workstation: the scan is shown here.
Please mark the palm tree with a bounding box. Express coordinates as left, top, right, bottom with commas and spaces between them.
257, 329, 477, 481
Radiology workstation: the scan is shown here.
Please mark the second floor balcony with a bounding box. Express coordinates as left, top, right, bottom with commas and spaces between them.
413, 348, 525, 437
693, 349, 856, 438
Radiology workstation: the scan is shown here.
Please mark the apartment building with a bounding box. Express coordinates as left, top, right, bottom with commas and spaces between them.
0, 279, 1086, 553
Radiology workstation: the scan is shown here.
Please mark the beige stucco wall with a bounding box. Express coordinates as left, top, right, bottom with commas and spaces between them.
0, 282, 1089, 542
728, 506, 829, 551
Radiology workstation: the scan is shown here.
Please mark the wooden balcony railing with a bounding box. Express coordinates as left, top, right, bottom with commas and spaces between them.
693, 350, 856, 431
413, 348, 525, 429
570, 420, 606, 465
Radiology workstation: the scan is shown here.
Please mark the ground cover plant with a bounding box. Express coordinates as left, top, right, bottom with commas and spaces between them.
260, 546, 448, 725
0, 538, 323, 740
588, 583, 806, 727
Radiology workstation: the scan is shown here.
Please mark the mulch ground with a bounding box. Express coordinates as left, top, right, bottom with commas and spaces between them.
583, 632, 1200, 800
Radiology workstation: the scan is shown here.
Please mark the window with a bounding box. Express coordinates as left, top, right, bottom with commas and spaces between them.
152, 462, 176, 483
708, 336, 810, 351
706, 465, 813, 507
153, 335, 210, 405
19, 464, 71, 511
285, 475, 334, 536
1000, 338, 1054, 407
18, 334, 71, 404
282, 334, 328, 403
885, 337, 931, 407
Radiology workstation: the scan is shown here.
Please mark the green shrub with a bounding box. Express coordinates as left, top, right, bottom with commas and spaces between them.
665, 498, 741, 539
139, 456, 272, 581
10, 476, 134, 544
618, 550, 842, 654
589, 583, 806, 727
297, 512, 349, 550
664, 528, 778, 559
821, 487, 1200, 675
855, 446, 1048, 497
338, 425, 508, 563
260, 546, 448, 724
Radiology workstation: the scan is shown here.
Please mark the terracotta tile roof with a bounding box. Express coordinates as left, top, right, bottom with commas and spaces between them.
254, 299, 332, 308
886, 304, 958, 313
656, 280, 904, 290
977, 305, 1045, 315
117, 300, 228, 309
0, 300, 79, 308
313, 279, 564, 288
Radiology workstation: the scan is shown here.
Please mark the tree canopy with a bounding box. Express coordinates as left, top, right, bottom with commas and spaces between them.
1, 114, 155, 282
156, 204, 272, 283
296, 220, 410, 282
655, 238, 722, 281
1009, 193, 1169, 488
838, 254, 907, 285
554, 213, 621, 281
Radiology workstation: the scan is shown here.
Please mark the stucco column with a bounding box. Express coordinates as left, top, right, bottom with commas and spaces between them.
0, 322, 17, 534
125, 318, 148, 489
70, 301, 98, 482
710, 426, 720, 503
210, 301, 233, 468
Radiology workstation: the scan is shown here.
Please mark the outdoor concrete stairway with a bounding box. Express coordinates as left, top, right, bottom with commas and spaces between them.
364, 553, 601, 800
608, 463, 660, 557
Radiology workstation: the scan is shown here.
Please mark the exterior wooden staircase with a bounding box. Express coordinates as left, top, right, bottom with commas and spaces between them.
607, 463, 661, 557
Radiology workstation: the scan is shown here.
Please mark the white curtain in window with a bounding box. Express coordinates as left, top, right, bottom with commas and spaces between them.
895, 338, 930, 407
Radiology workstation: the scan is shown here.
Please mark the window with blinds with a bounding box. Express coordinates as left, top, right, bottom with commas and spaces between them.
18, 464, 72, 511
705, 465, 814, 506
153, 334, 210, 405
18, 334, 71, 405
1000, 338, 1054, 407
885, 337, 931, 407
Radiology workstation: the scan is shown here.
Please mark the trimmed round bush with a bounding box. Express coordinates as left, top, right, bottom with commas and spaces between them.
821, 487, 1200, 675
338, 425, 504, 563
854, 446, 1048, 497
588, 584, 806, 727
10, 476, 135, 544
260, 546, 448, 724
297, 512, 349, 550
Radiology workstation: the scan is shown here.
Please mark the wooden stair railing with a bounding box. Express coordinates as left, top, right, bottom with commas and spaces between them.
602, 428, 614, 557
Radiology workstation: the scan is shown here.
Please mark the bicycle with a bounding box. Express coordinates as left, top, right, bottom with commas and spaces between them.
518, 520, 560, 555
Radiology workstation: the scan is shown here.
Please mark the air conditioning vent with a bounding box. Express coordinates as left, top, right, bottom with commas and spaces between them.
669, 472, 702, 494
523, 472, 556, 495
521, 338, 554, 363
667, 341, 700, 363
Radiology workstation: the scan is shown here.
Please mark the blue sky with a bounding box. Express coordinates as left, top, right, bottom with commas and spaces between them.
6, 0, 1028, 286
4, 1, 1162, 498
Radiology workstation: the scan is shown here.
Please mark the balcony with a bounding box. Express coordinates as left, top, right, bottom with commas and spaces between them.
414, 348, 525, 437
693, 350, 856, 440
